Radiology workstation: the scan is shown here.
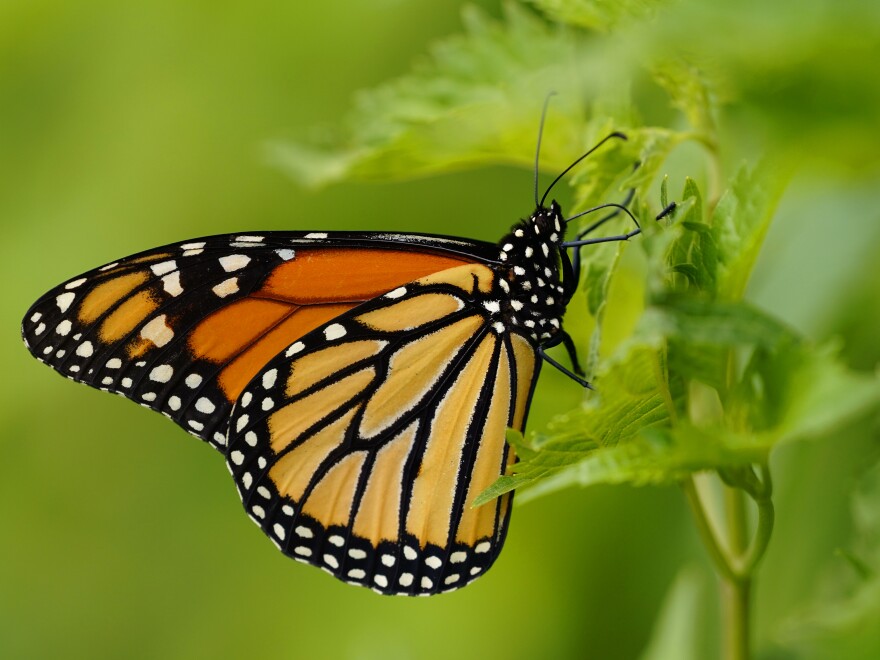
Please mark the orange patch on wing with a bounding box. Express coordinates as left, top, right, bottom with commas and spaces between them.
509, 333, 537, 431
455, 344, 511, 546
269, 408, 358, 502
405, 334, 497, 548
300, 451, 368, 529
190, 299, 356, 401
218, 303, 355, 400
358, 315, 483, 439
414, 263, 495, 294
259, 248, 473, 304
356, 293, 463, 332
352, 421, 419, 545
189, 299, 293, 363
286, 340, 387, 398
268, 367, 375, 454
98, 290, 159, 343
80, 272, 150, 324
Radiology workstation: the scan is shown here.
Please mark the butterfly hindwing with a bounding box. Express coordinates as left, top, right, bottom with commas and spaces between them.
21, 232, 497, 451
225, 263, 541, 595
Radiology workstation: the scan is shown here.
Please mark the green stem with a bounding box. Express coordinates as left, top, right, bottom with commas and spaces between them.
684, 465, 775, 660
683, 477, 737, 582
722, 573, 750, 660
723, 487, 751, 660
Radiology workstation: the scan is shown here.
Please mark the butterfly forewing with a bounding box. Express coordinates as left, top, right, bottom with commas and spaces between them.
21, 232, 496, 451
225, 263, 541, 595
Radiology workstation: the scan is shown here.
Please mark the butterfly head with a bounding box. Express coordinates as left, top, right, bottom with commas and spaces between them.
493, 200, 571, 345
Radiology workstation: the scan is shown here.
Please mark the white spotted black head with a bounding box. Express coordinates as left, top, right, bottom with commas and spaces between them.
494, 200, 572, 345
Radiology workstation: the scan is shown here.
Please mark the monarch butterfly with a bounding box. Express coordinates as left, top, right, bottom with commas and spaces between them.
21, 107, 671, 596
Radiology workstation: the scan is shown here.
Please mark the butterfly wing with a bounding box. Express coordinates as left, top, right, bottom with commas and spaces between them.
226, 262, 541, 595
21, 231, 498, 450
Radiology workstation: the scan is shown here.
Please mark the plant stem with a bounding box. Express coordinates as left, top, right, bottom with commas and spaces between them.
684, 466, 775, 660
683, 477, 737, 582
723, 487, 751, 660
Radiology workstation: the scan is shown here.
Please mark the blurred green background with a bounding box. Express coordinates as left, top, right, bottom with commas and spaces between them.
1, 1, 878, 658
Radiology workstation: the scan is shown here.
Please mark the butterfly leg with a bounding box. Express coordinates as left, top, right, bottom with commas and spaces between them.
539, 330, 594, 389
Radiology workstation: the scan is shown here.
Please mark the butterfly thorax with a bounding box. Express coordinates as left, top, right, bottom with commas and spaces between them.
493, 200, 568, 345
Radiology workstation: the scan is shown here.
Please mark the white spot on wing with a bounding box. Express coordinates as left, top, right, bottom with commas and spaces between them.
219, 254, 251, 272
56, 320, 72, 336
150, 364, 173, 382
275, 249, 295, 261
212, 277, 239, 298
76, 341, 93, 357
195, 397, 215, 414
162, 272, 183, 296
385, 287, 407, 299
181, 242, 206, 250
304, 232, 327, 239
185, 373, 202, 388
262, 369, 277, 389
150, 260, 177, 276
65, 277, 87, 289
324, 324, 346, 340
235, 235, 264, 243
140, 315, 174, 347
285, 341, 305, 357
56, 292, 75, 312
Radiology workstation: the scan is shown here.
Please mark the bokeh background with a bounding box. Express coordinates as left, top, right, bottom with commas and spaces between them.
2, 1, 878, 658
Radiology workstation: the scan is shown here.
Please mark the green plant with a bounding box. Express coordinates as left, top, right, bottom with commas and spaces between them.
274, 2, 880, 658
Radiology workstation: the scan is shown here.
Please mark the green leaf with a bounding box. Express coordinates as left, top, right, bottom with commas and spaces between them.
526, 0, 673, 32
712, 160, 790, 300
269, 3, 593, 187
650, 57, 724, 141
664, 177, 719, 294
640, 298, 799, 351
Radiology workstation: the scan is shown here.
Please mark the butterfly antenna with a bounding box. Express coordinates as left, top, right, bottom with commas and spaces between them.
541, 132, 628, 209
534, 92, 557, 207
